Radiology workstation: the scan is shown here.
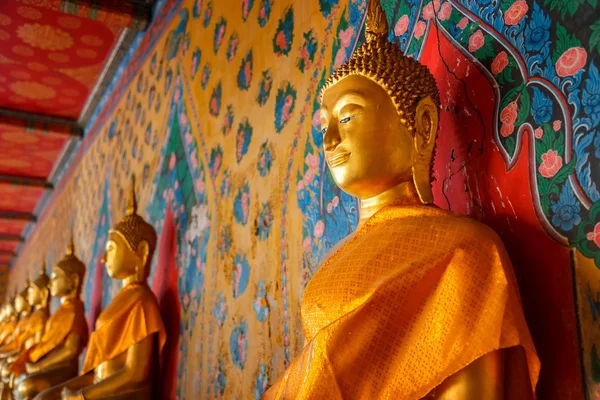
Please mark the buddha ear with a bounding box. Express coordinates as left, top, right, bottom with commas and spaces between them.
412, 96, 439, 205
136, 241, 150, 272
70, 273, 80, 294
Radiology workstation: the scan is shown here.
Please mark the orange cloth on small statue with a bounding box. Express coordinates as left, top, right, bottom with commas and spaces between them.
0, 320, 16, 345
1, 313, 33, 352
264, 201, 540, 400
82, 282, 166, 375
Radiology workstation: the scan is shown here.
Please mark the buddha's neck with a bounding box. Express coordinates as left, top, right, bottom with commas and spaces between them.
60, 292, 77, 304
359, 181, 419, 226
122, 274, 145, 288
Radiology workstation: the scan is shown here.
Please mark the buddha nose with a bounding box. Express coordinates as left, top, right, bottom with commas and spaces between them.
323, 123, 341, 152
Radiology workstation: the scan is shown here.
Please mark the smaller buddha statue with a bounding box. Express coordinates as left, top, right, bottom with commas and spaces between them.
0, 266, 50, 396
263, 1, 539, 399
0, 283, 33, 358
37, 177, 166, 400
13, 240, 89, 400
0, 299, 18, 346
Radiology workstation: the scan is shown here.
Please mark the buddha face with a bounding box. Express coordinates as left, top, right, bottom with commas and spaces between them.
14, 294, 28, 313
102, 233, 139, 279
27, 285, 42, 306
50, 267, 73, 297
320, 75, 415, 199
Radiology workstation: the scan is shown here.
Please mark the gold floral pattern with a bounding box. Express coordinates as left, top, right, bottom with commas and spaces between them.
17, 6, 42, 21
0, 29, 10, 41
76, 48, 97, 59
0, 14, 11, 27
0, 76, 6, 83
27, 62, 48, 72
10, 71, 31, 80
10, 81, 56, 100
81, 35, 103, 47
63, 88, 80, 97
12, 45, 34, 57
57, 16, 81, 30
17, 23, 73, 51
48, 53, 70, 63
41, 76, 61, 86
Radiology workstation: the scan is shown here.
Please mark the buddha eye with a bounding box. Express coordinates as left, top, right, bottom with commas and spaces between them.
339, 115, 356, 124
321, 127, 328, 135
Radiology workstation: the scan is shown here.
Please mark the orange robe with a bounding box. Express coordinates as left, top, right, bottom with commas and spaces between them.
264, 201, 540, 399
82, 282, 166, 375
0, 321, 16, 346
11, 298, 89, 375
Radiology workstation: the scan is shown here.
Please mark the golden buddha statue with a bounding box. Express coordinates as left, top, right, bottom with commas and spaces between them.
0, 285, 31, 357
0, 300, 18, 347
37, 178, 166, 400
12, 240, 89, 400
263, 1, 540, 399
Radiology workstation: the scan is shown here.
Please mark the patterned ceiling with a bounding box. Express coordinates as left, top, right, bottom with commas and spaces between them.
0, 0, 152, 275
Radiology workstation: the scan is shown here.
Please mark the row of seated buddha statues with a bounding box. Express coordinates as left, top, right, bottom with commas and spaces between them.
0, 180, 165, 400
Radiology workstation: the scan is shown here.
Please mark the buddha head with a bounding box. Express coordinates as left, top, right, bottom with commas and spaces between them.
2, 298, 16, 321
28, 262, 50, 308
319, 0, 440, 204
103, 176, 157, 282
51, 238, 86, 298
14, 282, 31, 315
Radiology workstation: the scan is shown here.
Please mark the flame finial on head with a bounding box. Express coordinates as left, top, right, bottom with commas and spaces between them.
66, 235, 75, 256
126, 175, 138, 216
365, 0, 388, 43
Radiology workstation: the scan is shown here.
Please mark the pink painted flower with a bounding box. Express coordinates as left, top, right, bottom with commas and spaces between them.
538, 150, 563, 178
468, 30, 485, 52
180, 112, 188, 126
339, 27, 354, 48
394, 15, 409, 36
457, 17, 469, 30
275, 31, 287, 50
503, 1, 528, 26
534, 126, 543, 139
241, 192, 249, 220
169, 153, 176, 170
587, 223, 600, 248
312, 110, 321, 128
210, 97, 217, 113
500, 123, 514, 137
183, 293, 190, 308
303, 236, 312, 250
327, 203, 333, 213
553, 120, 562, 131
331, 195, 339, 207
303, 169, 314, 185
414, 21, 426, 39
305, 153, 320, 171
334, 48, 346, 67
438, 2, 452, 21
556, 47, 587, 77
297, 180, 304, 191
500, 100, 518, 125
313, 220, 325, 238
491, 51, 509, 75
422, 2, 434, 20
217, 25, 225, 45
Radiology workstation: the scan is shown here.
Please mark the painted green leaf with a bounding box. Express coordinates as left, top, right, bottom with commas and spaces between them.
515, 87, 531, 126
552, 22, 583, 64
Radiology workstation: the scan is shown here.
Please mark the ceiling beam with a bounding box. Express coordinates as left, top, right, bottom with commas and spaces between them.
0, 211, 36, 223
0, 175, 53, 190
0, 109, 82, 138
0, 235, 24, 243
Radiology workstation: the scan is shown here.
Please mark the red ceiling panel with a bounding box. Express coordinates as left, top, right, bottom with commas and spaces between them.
0, 183, 44, 213
0, 121, 69, 178
0, 2, 119, 118
0, 241, 19, 253
0, 220, 26, 236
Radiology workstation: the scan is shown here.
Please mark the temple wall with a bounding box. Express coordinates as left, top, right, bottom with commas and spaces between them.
7, 0, 600, 398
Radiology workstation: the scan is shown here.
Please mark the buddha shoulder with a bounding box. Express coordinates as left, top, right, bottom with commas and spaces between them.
97, 284, 159, 326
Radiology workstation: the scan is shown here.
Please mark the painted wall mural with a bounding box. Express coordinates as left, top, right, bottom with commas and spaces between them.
7, 0, 600, 399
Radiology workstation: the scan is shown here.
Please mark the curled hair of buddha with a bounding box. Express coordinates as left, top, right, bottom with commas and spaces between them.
56, 237, 86, 293
109, 175, 157, 275
18, 279, 29, 300
319, 0, 440, 135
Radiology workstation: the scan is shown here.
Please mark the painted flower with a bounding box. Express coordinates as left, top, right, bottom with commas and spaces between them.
468, 30, 484, 52
253, 281, 269, 322
234, 183, 251, 225
534, 126, 543, 139
551, 184, 581, 231
538, 149, 563, 178
213, 291, 227, 327
213, 360, 226, 396
422, 2, 434, 20
500, 123, 514, 137
339, 26, 354, 48
438, 2, 452, 21
232, 253, 251, 298
222, 104, 234, 135
394, 15, 409, 36
334, 48, 346, 67
303, 236, 312, 250
229, 320, 248, 370
305, 152, 320, 171
227, 33, 239, 62
273, 7, 294, 56
414, 21, 426, 39
237, 50, 253, 90
257, 141, 273, 177
524, 3, 550, 53
532, 87, 553, 125
491, 51, 509, 75
504, 1, 528, 25
500, 100, 518, 125
254, 364, 269, 400
257, 69, 273, 106
236, 118, 253, 163
553, 120, 562, 131
213, 18, 226, 54
556, 47, 587, 77
582, 64, 600, 126
258, 0, 272, 27
242, 0, 254, 21
314, 220, 325, 238
201, 64, 211, 90
457, 17, 468, 30
209, 82, 222, 116
257, 203, 273, 240
209, 146, 223, 178
586, 222, 600, 248
274, 82, 296, 133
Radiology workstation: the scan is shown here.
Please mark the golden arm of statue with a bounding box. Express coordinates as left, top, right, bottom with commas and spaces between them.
424, 349, 533, 400
25, 333, 81, 374
63, 334, 155, 400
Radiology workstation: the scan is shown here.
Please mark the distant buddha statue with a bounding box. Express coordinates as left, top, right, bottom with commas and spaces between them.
0, 267, 50, 397
37, 177, 166, 400
263, 1, 540, 399
0, 284, 31, 358
0, 299, 18, 347
13, 239, 89, 400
